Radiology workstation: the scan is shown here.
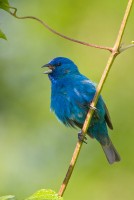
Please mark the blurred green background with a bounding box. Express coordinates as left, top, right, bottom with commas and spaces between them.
0, 0, 134, 199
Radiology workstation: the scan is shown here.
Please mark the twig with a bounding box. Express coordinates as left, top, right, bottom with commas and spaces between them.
9, 10, 112, 52
120, 43, 134, 52
58, 0, 133, 197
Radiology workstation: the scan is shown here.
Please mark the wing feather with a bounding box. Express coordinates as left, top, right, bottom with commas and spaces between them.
104, 103, 113, 130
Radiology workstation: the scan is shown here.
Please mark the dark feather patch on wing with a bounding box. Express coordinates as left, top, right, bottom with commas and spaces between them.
64, 117, 83, 129
76, 101, 90, 111
72, 120, 83, 129
104, 103, 113, 130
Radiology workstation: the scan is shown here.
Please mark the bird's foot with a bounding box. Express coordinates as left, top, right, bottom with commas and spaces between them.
89, 104, 100, 120
78, 131, 87, 144
89, 105, 97, 111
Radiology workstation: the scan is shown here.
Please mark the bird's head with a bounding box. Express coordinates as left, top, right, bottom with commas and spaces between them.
42, 57, 79, 81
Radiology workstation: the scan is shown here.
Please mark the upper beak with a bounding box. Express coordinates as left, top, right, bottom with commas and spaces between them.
41, 63, 53, 74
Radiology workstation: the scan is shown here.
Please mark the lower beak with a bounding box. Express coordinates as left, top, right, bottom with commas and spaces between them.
41, 64, 53, 74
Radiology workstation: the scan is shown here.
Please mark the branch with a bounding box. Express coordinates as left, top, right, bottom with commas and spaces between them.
9, 8, 112, 52
120, 42, 134, 52
58, 0, 133, 197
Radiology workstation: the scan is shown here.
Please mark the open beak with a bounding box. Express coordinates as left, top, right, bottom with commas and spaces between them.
41, 63, 53, 74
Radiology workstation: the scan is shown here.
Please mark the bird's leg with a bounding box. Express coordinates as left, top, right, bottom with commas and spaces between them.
89, 103, 100, 120
78, 130, 87, 144
89, 105, 97, 111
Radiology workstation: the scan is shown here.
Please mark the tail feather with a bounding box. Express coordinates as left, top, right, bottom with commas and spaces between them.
101, 138, 121, 164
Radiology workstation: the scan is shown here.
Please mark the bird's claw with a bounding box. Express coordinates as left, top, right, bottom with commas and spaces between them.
90, 105, 97, 111
78, 131, 87, 144
89, 104, 100, 119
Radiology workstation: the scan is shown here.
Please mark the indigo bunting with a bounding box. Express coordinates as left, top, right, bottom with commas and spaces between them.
42, 57, 120, 164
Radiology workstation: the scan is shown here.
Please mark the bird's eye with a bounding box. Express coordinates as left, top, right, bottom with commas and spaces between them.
56, 62, 61, 67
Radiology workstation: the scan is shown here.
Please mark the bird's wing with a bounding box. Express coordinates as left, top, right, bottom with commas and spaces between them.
78, 77, 114, 130
104, 103, 113, 130
65, 77, 96, 127
70, 77, 113, 130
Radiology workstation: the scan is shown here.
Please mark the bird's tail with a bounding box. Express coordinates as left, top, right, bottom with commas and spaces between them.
100, 137, 121, 164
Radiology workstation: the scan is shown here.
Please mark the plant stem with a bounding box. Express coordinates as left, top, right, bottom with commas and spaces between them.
9, 11, 112, 52
58, 0, 133, 197
114, 0, 133, 50
120, 43, 134, 52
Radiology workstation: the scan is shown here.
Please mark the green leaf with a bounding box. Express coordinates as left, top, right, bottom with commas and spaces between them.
0, 195, 15, 200
0, 29, 7, 40
0, 0, 10, 12
25, 189, 63, 200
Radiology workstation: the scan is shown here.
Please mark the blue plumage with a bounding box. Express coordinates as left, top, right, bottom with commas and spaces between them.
43, 57, 120, 164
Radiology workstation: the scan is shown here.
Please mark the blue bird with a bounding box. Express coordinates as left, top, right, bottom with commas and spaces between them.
42, 57, 120, 164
